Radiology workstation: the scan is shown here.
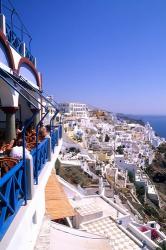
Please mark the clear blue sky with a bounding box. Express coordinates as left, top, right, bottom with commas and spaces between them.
12, 0, 166, 115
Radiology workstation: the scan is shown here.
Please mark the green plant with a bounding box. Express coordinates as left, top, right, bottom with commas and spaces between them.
128, 171, 134, 183
116, 146, 124, 155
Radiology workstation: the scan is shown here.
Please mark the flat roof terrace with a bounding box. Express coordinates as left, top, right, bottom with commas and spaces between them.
70, 196, 124, 220
81, 217, 141, 250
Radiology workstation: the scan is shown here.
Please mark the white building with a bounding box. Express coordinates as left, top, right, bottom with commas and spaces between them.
115, 155, 137, 176
59, 102, 88, 118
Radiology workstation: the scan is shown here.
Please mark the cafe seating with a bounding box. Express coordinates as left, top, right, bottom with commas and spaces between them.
0, 157, 19, 177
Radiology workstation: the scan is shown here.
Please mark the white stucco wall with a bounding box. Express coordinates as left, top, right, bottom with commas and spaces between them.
10, 46, 21, 69
0, 41, 10, 66
0, 78, 19, 107
19, 64, 37, 86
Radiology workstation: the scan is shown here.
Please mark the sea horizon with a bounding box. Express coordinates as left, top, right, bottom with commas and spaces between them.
126, 114, 166, 139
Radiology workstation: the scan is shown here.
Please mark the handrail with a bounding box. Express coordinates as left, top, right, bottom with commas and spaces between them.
0, 68, 48, 111
31, 138, 49, 181
18, 74, 58, 110
50, 110, 59, 137
1, 62, 59, 116
34, 110, 49, 184
0, 68, 39, 110
51, 127, 58, 152
22, 110, 38, 203
0, 160, 23, 186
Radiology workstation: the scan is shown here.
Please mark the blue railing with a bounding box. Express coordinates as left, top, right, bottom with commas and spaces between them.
0, 160, 25, 240
0, 126, 61, 239
31, 138, 49, 183
6, 23, 35, 64
58, 124, 62, 139
25, 47, 35, 65
51, 128, 58, 152
6, 23, 23, 55
51, 125, 62, 152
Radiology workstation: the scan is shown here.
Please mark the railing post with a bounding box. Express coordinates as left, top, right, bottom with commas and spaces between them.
20, 42, 26, 57
50, 111, 59, 153
35, 110, 49, 184
22, 128, 27, 205
0, 13, 6, 35
25, 158, 34, 199
48, 137, 51, 161
22, 111, 39, 204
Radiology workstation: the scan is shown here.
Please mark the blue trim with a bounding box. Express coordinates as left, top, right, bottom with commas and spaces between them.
34, 110, 49, 184
22, 110, 39, 204
0, 160, 25, 240
51, 128, 58, 153
31, 138, 49, 181
6, 23, 23, 56
6, 23, 35, 64
50, 111, 59, 135
58, 124, 62, 139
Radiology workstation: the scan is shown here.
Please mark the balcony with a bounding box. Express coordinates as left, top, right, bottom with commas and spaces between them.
0, 124, 62, 240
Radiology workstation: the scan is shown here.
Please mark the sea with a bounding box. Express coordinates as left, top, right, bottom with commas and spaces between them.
127, 115, 166, 139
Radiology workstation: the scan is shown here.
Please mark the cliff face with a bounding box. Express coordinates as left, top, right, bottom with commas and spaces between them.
147, 143, 166, 182
145, 143, 166, 232
116, 113, 145, 126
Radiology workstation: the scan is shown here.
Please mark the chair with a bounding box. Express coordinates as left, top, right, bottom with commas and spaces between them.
0, 157, 19, 177
26, 142, 36, 151
1, 144, 11, 152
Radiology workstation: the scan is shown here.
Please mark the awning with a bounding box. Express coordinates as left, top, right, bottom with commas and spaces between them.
45, 171, 75, 220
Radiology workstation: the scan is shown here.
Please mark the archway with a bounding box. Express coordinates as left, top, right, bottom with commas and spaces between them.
0, 31, 15, 70
17, 58, 41, 88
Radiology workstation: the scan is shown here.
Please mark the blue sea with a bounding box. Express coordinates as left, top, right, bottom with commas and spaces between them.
127, 115, 166, 139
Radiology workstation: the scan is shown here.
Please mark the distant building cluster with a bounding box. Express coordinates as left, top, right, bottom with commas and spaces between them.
59, 102, 88, 118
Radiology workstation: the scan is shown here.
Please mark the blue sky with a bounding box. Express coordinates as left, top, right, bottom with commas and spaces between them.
11, 0, 166, 115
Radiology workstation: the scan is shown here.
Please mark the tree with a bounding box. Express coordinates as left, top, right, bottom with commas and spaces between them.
128, 171, 134, 183
116, 146, 124, 155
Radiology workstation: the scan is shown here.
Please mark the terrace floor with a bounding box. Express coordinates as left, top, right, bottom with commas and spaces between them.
69, 196, 124, 220
35, 217, 111, 250
81, 217, 141, 250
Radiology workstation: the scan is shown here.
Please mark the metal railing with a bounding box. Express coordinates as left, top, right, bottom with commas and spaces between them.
58, 124, 62, 139
0, 160, 25, 240
31, 138, 49, 182
6, 22, 23, 55
0, 0, 35, 64
6, 22, 35, 64
0, 126, 62, 239
51, 128, 59, 153
51, 124, 62, 153
25, 46, 35, 65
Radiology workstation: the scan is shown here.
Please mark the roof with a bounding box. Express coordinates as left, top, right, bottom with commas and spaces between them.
49, 222, 111, 250
45, 171, 75, 219
70, 196, 124, 220
81, 217, 141, 250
